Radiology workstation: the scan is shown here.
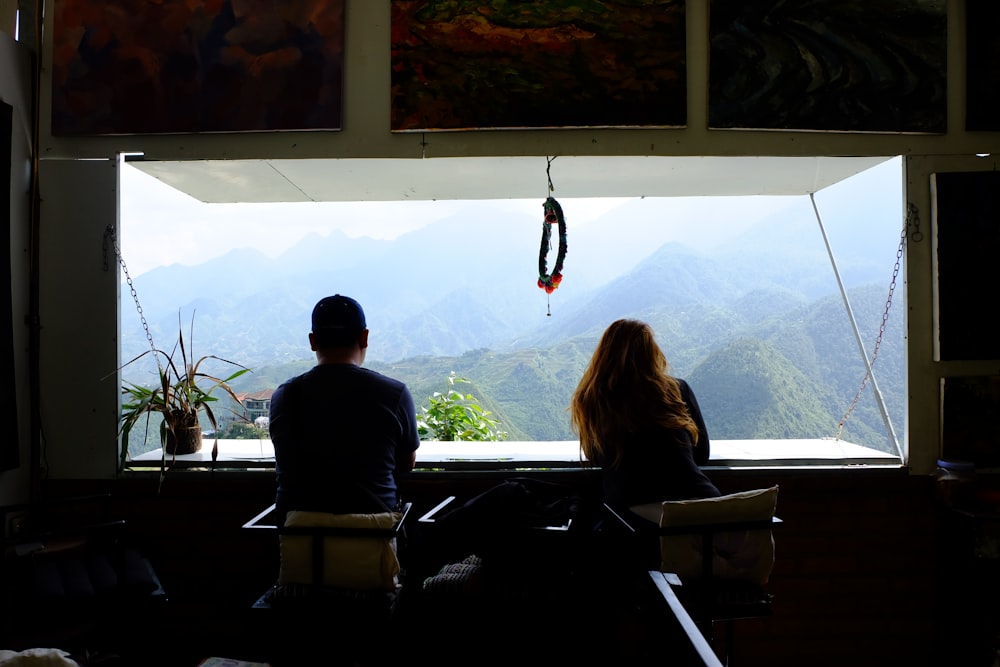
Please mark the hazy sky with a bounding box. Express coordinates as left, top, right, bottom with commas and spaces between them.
120, 157, 902, 278
120, 163, 632, 277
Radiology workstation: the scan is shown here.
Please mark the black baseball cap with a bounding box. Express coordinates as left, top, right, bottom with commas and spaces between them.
311, 295, 366, 347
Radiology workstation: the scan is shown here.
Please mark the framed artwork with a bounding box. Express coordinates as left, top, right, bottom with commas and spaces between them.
966, 0, 1000, 131
390, 0, 686, 132
51, 0, 345, 135
709, 0, 947, 133
933, 171, 1000, 361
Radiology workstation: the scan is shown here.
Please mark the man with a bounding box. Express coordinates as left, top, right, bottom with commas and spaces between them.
269, 294, 420, 524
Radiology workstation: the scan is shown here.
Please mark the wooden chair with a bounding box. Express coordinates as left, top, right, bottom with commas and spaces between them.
604, 486, 781, 666
243, 502, 412, 667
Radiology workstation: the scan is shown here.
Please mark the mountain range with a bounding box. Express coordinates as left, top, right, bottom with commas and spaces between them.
119, 187, 906, 455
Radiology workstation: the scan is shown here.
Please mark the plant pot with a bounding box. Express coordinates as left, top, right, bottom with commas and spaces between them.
165, 426, 203, 455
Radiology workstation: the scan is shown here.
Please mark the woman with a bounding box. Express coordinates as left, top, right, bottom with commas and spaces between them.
570, 318, 720, 509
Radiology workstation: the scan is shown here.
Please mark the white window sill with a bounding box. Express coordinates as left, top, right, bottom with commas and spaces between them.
126, 437, 901, 470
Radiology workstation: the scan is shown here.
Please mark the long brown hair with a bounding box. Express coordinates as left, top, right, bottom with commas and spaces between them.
570, 319, 699, 468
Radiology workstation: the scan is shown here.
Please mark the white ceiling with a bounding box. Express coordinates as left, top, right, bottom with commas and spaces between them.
129, 155, 894, 203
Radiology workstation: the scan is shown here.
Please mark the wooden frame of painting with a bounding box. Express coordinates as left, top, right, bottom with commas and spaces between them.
708, 0, 947, 133
390, 0, 686, 132
50, 0, 345, 135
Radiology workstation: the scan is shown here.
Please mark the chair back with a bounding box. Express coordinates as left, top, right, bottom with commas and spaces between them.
279, 508, 407, 591
244, 502, 412, 594
642, 486, 779, 586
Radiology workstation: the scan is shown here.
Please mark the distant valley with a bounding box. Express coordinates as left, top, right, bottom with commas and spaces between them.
120, 191, 906, 455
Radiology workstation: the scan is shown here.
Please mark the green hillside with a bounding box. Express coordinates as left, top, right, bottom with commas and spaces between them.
230, 281, 904, 454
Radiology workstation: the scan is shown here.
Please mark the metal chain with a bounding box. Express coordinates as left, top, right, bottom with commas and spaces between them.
835, 204, 916, 438
104, 224, 158, 360
906, 201, 924, 243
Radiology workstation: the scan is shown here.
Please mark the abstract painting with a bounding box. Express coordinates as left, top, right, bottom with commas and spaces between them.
51, 0, 345, 135
391, 0, 686, 132
709, 0, 947, 133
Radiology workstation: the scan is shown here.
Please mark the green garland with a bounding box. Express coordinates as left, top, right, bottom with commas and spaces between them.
537, 197, 567, 294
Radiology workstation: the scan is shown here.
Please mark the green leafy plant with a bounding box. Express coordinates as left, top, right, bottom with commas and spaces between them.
417, 373, 507, 441
218, 420, 269, 440
116, 312, 251, 470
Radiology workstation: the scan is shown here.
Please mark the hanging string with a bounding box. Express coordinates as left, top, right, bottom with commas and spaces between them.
537, 157, 567, 316
104, 224, 160, 369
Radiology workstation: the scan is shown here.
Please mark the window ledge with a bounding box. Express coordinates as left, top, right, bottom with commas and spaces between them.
125, 437, 900, 471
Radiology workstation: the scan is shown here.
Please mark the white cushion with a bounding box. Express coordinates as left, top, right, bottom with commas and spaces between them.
278, 510, 401, 591
652, 485, 778, 585
0, 648, 81, 666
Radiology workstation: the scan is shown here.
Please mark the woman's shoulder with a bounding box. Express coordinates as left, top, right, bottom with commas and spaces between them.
673, 376, 695, 401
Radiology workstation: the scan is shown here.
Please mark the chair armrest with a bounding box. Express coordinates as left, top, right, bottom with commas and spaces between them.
242, 503, 279, 530
418, 496, 457, 523
244, 502, 412, 538
602, 502, 641, 534
420, 495, 573, 532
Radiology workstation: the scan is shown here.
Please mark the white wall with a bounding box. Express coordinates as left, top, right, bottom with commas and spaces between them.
38, 159, 121, 478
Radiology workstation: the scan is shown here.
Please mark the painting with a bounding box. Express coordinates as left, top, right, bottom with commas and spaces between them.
933, 171, 1000, 361
942, 376, 1000, 468
50, 0, 345, 135
708, 0, 947, 133
390, 0, 686, 132
966, 0, 1000, 131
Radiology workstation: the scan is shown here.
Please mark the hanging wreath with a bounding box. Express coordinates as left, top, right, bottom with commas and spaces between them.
537, 197, 567, 294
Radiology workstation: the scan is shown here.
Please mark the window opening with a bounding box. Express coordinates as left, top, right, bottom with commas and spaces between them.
119, 157, 906, 467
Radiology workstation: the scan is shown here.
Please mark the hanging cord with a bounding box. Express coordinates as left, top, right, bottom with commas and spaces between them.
835, 204, 918, 444
104, 224, 159, 364
838, 202, 919, 437
810, 194, 904, 460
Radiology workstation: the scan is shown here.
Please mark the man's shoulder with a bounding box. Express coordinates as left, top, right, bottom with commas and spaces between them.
358, 366, 409, 390
275, 371, 308, 392
280, 364, 410, 398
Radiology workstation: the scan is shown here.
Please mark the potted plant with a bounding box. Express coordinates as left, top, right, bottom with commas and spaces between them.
117, 312, 251, 470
